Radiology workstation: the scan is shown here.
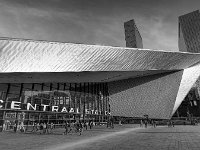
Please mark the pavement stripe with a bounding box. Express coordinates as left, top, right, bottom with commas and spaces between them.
46, 127, 142, 150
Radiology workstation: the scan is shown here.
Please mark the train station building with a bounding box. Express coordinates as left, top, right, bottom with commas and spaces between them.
0, 2, 200, 130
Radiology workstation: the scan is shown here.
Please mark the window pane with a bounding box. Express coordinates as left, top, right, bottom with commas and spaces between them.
0, 84, 8, 101
9, 84, 21, 95
34, 84, 42, 91
43, 83, 50, 91
23, 84, 33, 90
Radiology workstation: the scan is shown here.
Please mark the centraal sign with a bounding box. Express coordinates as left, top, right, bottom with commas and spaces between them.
0, 100, 110, 115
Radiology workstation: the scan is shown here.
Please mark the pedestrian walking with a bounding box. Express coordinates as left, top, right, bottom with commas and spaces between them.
89, 121, 93, 129
63, 122, 68, 135
13, 121, 17, 133
140, 119, 143, 127
84, 122, 88, 130
43, 122, 47, 134
78, 121, 83, 135
20, 121, 25, 132
172, 121, 175, 127
144, 120, 148, 128
68, 122, 73, 133
110, 117, 114, 129
31, 122, 36, 132
46, 123, 50, 134
50, 122, 54, 134
153, 120, 156, 128
39, 123, 43, 134
36, 122, 40, 131
3, 122, 6, 131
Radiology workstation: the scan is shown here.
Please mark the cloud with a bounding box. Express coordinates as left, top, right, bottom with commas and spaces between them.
138, 16, 178, 51
0, 0, 199, 51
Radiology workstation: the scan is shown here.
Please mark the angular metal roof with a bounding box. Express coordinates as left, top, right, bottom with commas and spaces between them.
0, 38, 200, 73
0, 38, 200, 119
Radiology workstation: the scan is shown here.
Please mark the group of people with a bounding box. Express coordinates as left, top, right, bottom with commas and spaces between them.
31, 122, 55, 134
12, 121, 25, 133
140, 119, 157, 128
63, 120, 94, 136
107, 117, 114, 128
1, 118, 114, 135
168, 120, 175, 127
2, 119, 101, 135
27, 120, 95, 135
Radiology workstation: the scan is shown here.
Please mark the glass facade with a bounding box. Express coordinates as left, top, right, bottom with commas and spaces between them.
0, 82, 110, 129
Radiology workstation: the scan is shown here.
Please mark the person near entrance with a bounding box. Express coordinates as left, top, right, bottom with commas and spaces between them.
50, 122, 54, 134
78, 121, 83, 136
63, 122, 68, 135
19, 121, 25, 132
39, 122, 43, 134
13, 120, 17, 133
31, 122, 37, 132
84, 121, 88, 130
43, 122, 47, 134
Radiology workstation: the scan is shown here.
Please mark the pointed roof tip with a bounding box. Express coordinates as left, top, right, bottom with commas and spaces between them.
179, 10, 200, 18
124, 19, 136, 24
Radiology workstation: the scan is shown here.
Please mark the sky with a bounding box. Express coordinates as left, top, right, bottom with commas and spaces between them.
0, 0, 200, 51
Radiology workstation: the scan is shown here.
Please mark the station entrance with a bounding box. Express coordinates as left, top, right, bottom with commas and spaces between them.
1, 110, 108, 131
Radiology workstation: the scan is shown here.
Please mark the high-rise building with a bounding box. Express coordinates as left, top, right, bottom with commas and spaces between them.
179, 10, 200, 53
174, 10, 200, 118
124, 19, 143, 48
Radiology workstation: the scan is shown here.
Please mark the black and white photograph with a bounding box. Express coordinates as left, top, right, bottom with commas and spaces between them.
1, 0, 200, 149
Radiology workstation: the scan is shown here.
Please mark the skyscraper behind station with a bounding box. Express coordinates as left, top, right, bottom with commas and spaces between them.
124, 19, 143, 48
173, 10, 200, 118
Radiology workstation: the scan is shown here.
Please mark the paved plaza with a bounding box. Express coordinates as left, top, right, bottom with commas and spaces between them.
1, 124, 200, 150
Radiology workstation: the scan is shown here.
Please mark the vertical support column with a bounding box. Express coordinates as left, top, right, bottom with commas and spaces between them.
3, 84, 10, 124
75, 83, 77, 112
97, 83, 100, 124
106, 83, 110, 115
74, 83, 77, 120
4, 83, 10, 109
87, 82, 90, 111
94, 83, 97, 123
41, 83, 44, 105
64, 83, 66, 107
31, 83, 35, 104
79, 83, 82, 114
57, 83, 59, 107
50, 83, 53, 91
83, 83, 86, 122
19, 83, 23, 103
39, 113, 41, 123
99, 83, 102, 123
69, 83, 72, 109
91, 83, 94, 111
100, 83, 103, 123
103, 83, 105, 121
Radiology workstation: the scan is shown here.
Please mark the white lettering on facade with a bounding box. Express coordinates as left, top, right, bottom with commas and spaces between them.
1, 100, 109, 115
11, 101, 21, 110
61, 107, 67, 112
91, 110, 94, 114
41, 104, 49, 111
0, 100, 4, 109
85, 109, 90, 114
76, 108, 80, 113
95, 110, 98, 115
27, 103, 37, 111
69, 108, 74, 113
52, 106, 58, 112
